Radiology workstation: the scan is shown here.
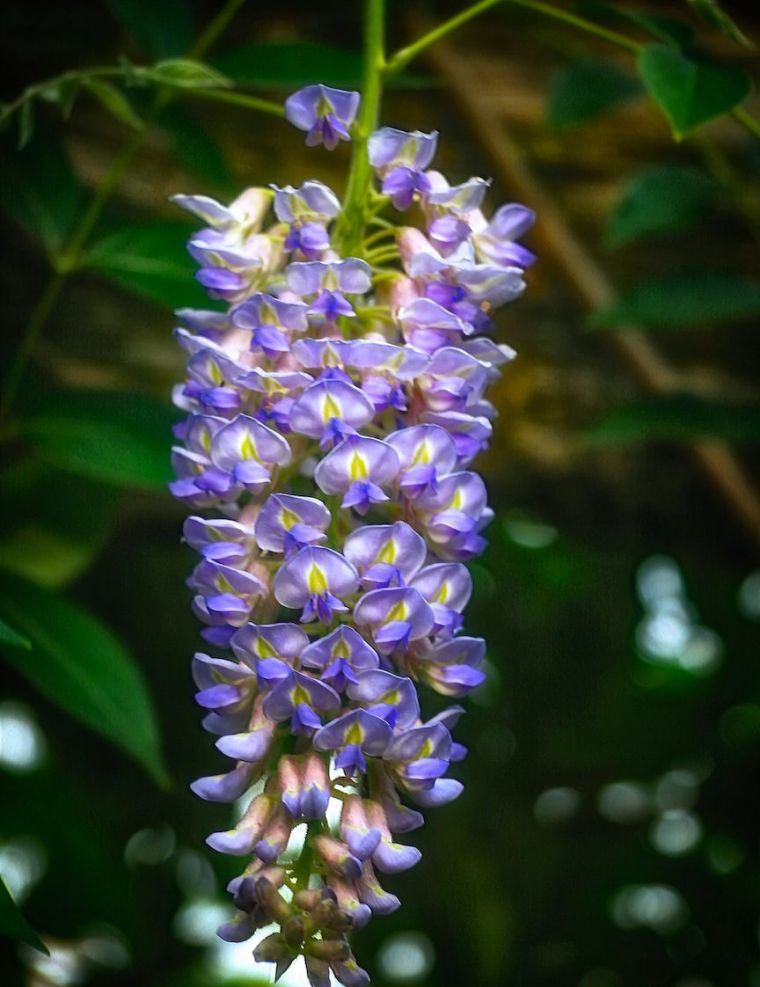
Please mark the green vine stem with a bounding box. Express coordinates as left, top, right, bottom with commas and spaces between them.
332, 0, 386, 258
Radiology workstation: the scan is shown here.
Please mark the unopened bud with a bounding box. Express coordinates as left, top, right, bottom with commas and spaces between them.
294, 889, 322, 912
255, 877, 291, 924
305, 937, 351, 962
253, 932, 290, 962
282, 914, 306, 947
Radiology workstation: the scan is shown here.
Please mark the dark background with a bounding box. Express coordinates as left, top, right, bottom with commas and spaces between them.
0, 2, 758, 986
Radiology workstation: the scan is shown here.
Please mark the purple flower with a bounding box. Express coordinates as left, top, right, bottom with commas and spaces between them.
254, 493, 331, 555
416, 636, 486, 697
313, 709, 392, 775
286, 259, 372, 321
471, 202, 537, 268
386, 424, 458, 499
263, 669, 340, 734
273, 181, 341, 260
368, 127, 438, 210
409, 562, 472, 636
353, 587, 435, 655
346, 669, 420, 729
314, 435, 400, 514
273, 546, 359, 623
301, 625, 380, 690
285, 85, 360, 149
232, 293, 309, 356
208, 414, 291, 492
289, 378, 375, 449
343, 522, 427, 588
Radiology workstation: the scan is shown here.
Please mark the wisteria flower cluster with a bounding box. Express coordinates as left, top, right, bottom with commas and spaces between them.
170, 82, 534, 985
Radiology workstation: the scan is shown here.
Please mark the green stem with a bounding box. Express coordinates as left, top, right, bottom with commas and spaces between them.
0, 0, 247, 425
363, 226, 397, 248
188, 0, 247, 57
386, 0, 638, 74
732, 106, 760, 141
0, 275, 64, 424
365, 246, 399, 265
333, 0, 386, 257
187, 87, 284, 117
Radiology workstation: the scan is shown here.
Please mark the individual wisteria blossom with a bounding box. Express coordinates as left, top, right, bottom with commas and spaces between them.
170, 78, 534, 986
284, 84, 361, 149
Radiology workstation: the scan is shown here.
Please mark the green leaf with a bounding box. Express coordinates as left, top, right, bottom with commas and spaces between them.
585, 393, 760, 444
212, 41, 429, 89
686, 0, 753, 48
41, 75, 82, 118
17, 389, 176, 490
84, 221, 208, 308
141, 59, 231, 90
580, 2, 696, 46
105, 0, 194, 58
0, 617, 31, 650
0, 130, 85, 253
214, 41, 364, 87
83, 78, 143, 130
159, 104, 232, 189
0, 875, 48, 955
592, 272, 760, 329
17, 99, 34, 149
0, 461, 118, 589
637, 44, 752, 138
605, 166, 719, 247
546, 58, 641, 126
0, 574, 168, 785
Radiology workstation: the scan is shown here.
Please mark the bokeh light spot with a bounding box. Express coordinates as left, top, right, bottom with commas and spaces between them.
124, 824, 176, 866
596, 781, 650, 824
377, 931, 435, 983
0, 700, 46, 773
650, 809, 702, 857
737, 570, 760, 620
534, 787, 581, 826
0, 836, 46, 903
612, 884, 688, 934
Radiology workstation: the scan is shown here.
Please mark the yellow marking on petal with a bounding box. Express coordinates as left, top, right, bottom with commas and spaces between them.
200, 428, 212, 453
322, 392, 342, 422
254, 638, 278, 659
450, 488, 464, 510
434, 583, 449, 604
420, 739, 435, 758
280, 507, 301, 531
349, 452, 368, 481
385, 601, 408, 623
217, 576, 235, 593
308, 564, 328, 595
411, 441, 431, 466
377, 540, 397, 564
292, 685, 310, 705
381, 689, 400, 705
333, 638, 350, 659
345, 722, 364, 745
240, 431, 258, 461
322, 344, 341, 367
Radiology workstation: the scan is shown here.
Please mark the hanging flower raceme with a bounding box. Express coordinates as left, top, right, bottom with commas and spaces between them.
170, 81, 534, 987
